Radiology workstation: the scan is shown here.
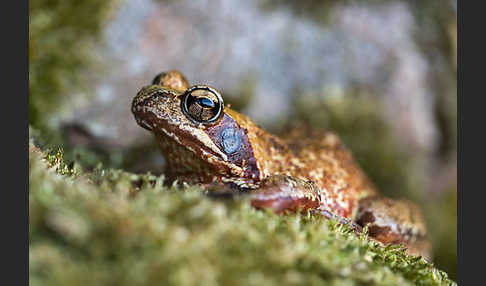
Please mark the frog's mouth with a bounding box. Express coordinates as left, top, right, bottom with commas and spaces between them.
154, 118, 247, 177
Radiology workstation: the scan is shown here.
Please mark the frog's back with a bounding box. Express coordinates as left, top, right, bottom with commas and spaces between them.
280, 127, 378, 216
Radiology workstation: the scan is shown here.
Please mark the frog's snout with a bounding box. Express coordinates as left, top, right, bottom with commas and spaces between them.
131, 85, 172, 131
132, 85, 168, 110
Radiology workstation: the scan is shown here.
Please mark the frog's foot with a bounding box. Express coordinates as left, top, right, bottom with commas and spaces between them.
311, 209, 364, 236
356, 196, 432, 260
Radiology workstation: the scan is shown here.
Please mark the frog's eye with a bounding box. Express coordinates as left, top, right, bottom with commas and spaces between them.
182, 86, 224, 124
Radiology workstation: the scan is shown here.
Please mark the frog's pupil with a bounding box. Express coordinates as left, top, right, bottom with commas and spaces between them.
197, 97, 215, 108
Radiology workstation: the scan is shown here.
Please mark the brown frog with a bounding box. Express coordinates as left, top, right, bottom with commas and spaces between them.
131, 70, 431, 259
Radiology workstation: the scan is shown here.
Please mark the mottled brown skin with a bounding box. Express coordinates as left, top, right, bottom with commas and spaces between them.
131, 71, 431, 259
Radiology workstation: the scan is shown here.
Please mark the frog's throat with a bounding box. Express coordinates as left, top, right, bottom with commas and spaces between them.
155, 132, 261, 188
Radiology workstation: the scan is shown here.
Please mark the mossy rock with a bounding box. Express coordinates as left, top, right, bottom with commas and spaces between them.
29, 136, 455, 286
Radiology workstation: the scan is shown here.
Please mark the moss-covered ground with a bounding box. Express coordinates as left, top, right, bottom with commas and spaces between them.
29, 134, 455, 286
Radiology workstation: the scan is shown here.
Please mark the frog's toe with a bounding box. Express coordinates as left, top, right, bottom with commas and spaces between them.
356, 196, 432, 260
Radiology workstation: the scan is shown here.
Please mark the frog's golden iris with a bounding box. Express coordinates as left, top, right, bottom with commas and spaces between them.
182, 86, 224, 124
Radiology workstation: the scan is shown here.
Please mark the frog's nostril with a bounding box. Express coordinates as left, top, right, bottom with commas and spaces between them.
151, 91, 169, 103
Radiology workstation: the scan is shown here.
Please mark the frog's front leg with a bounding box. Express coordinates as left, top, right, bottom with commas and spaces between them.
355, 197, 432, 259
248, 174, 321, 213
202, 175, 321, 212
247, 175, 364, 234
202, 174, 319, 209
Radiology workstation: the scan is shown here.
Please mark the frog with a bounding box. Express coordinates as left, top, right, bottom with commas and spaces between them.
131, 70, 431, 259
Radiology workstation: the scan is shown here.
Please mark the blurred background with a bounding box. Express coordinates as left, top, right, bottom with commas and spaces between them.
29, 0, 457, 279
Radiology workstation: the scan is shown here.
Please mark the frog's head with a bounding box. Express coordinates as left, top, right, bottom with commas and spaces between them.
132, 71, 263, 187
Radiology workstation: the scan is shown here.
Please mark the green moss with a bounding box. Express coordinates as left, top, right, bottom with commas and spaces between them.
29, 138, 455, 285
29, 0, 120, 140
